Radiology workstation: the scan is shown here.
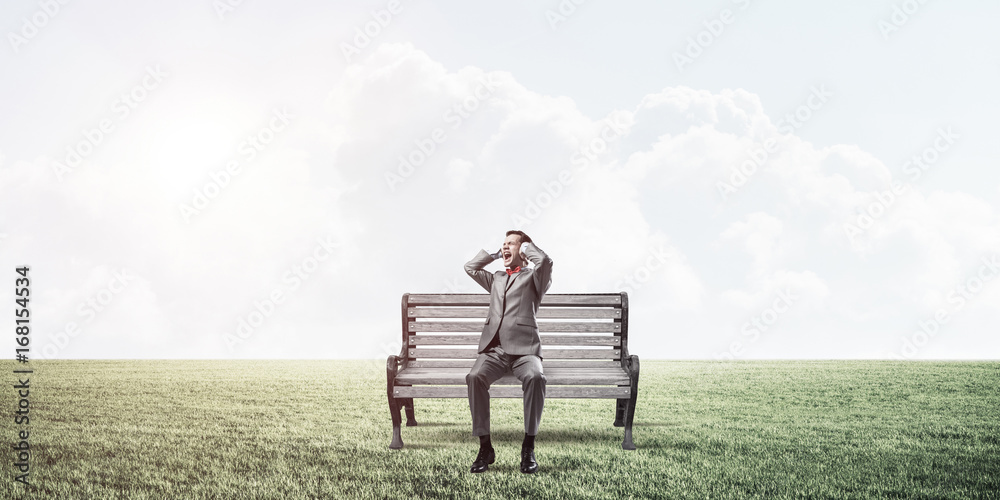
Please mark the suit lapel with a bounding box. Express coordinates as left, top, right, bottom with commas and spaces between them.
505, 268, 527, 293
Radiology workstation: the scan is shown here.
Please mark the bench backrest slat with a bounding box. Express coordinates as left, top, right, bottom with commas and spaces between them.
409, 321, 621, 333
408, 307, 621, 319
409, 348, 621, 359
409, 335, 620, 346
407, 294, 623, 307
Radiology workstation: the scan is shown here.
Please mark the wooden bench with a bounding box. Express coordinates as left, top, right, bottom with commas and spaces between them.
386, 292, 640, 450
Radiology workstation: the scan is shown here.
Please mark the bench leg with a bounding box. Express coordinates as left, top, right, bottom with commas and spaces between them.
613, 398, 627, 427
622, 355, 640, 450
404, 398, 418, 426
388, 397, 404, 449
386, 356, 404, 450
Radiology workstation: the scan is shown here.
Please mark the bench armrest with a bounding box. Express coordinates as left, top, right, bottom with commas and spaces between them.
387, 354, 404, 372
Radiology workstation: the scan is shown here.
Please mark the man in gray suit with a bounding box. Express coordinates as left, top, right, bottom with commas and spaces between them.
464, 230, 553, 474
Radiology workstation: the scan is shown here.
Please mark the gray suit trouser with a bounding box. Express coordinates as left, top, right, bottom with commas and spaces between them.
466, 346, 546, 436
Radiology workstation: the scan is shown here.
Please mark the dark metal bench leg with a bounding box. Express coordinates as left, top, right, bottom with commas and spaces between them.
387, 356, 404, 449
404, 398, 418, 426
622, 355, 640, 450
614, 398, 627, 427
388, 398, 404, 449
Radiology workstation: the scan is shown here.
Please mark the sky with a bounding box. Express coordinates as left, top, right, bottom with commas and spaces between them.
1, 0, 998, 360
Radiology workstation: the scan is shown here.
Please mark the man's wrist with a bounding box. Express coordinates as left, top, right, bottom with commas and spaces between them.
490, 248, 503, 260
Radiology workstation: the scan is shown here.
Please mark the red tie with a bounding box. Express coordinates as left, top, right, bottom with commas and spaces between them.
506, 266, 521, 276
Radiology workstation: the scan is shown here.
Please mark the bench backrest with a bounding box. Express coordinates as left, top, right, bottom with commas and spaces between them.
401, 293, 629, 369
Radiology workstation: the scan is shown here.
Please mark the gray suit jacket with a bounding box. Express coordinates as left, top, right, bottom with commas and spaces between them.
464, 242, 553, 357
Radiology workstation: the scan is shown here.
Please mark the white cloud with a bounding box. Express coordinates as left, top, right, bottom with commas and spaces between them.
718, 212, 785, 277
3, 42, 998, 359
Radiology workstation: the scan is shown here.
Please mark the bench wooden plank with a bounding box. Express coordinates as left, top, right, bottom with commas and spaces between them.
393, 385, 630, 399
397, 367, 629, 374
409, 348, 620, 359
408, 307, 621, 319
394, 371, 631, 386
409, 335, 621, 346
404, 360, 624, 369
409, 321, 621, 333
398, 368, 629, 376
407, 294, 622, 307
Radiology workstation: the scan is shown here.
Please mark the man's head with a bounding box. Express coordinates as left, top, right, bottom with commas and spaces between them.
502, 230, 532, 268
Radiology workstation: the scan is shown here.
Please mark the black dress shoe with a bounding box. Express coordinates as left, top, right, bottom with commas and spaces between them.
470, 447, 495, 473
520, 449, 538, 474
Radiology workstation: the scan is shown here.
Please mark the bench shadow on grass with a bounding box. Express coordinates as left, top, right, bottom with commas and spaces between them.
391, 443, 442, 450
399, 423, 669, 451
391, 442, 594, 474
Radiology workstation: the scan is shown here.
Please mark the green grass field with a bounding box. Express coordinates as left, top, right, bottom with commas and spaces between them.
2, 360, 997, 499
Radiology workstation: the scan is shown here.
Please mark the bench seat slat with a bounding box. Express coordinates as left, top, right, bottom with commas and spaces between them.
408, 307, 621, 319
409, 348, 620, 359
410, 335, 620, 346
405, 360, 623, 368
407, 294, 622, 307
395, 369, 631, 386
409, 321, 621, 333
399, 370, 628, 376
398, 367, 630, 375
393, 385, 630, 398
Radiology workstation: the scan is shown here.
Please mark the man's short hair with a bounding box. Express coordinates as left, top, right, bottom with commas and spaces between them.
506, 230, 532, 244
